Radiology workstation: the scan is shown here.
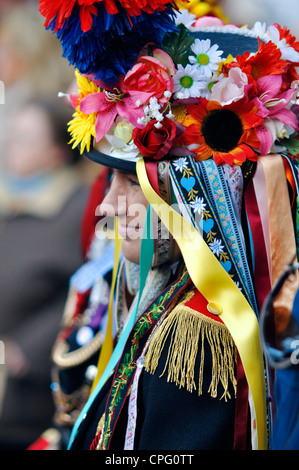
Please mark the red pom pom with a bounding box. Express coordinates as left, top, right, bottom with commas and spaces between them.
39, 0, 182, 32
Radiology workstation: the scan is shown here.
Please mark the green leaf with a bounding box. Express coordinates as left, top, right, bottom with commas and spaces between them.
279, 132, 299, 157
163, 24, 194, 67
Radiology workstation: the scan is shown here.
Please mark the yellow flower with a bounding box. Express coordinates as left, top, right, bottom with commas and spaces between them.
75, 69, 101, 100
217, 54, 235, 75
68, 70, 101, 154
172, 103, 188, 124
68, 110, 97, 154
184, 0, 229, 23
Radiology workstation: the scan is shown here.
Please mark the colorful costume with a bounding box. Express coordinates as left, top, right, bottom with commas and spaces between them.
38, 0, 299, 450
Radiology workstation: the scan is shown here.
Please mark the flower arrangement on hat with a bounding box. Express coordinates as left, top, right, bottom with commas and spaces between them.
67, 11, 299, 166
39, 0, 188, 83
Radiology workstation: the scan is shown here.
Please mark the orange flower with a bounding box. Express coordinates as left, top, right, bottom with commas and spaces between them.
235, 40, 288, 80
181, 98, 263, 165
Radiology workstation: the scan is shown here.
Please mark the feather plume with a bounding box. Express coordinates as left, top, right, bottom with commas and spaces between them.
53, 5, 178, 83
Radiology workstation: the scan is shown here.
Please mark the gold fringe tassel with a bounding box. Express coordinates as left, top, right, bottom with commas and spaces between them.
144, 305, 237, 401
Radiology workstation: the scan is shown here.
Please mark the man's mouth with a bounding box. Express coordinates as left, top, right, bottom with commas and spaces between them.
117, 223, 142, 239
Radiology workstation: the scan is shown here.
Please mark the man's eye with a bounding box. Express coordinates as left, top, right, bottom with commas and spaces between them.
128, 177, 140, 187
108, 170, 115, 183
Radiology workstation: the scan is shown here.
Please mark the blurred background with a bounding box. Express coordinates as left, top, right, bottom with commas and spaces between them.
0, 0, 298, 450
0, 0, 100, 450
222, 0, 299, 37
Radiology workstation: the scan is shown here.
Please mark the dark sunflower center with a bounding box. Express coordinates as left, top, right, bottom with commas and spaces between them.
201, 109, 243, 152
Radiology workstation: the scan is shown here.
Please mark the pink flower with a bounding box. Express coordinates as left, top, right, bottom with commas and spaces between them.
80, 82, 144, 143
78, 50, 175, 144
210, 67, 249, 105
122, 49, 175, 106
193, 17, 237, 28
253, 74, 299, 153
193, 17, 224, 28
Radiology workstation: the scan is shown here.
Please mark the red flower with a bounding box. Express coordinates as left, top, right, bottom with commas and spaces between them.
274, 24, 299, 54
132, 118, 177, 160
235, 40, 288, 80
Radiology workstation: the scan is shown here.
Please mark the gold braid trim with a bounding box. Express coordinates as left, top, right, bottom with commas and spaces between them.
95, 413, 106, 450
144, 302, 237, 401
52, 331, 103, 369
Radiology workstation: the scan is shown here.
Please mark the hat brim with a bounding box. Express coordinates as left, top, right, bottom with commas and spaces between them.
191, 29, 260, 56
85, 147, 137, 173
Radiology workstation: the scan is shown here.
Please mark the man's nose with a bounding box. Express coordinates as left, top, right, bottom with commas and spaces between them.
98, 178, 127, 217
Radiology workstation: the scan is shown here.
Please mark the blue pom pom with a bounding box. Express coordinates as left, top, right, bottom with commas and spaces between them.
48, 4, 178, 83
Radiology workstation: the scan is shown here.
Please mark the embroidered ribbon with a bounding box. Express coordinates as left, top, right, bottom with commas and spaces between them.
169, 157, 256, 312
137, 158, 268, 450
124, 304, 170, 450
124, 355, 145, 450
199, 159, 258, 314
222, 164, 244, 228
102, 271, 191, 449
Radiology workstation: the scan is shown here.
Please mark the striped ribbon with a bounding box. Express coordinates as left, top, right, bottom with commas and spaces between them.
137, 158, 268, 450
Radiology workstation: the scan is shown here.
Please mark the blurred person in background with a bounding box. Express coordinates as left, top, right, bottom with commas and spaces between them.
0, 0, 23, 14
0, 1, 74, 168
0, 97, 90, 449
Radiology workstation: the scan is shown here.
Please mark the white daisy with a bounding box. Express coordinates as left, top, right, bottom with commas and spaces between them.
174, 9, 196, 29
190, 196, 207, 214
268, 24, 299, 61
252, 21, 267, 37
208, 238, 225, 256
173, 64, 208, 99
189, 39, 223, 78
172, 157, 189, 173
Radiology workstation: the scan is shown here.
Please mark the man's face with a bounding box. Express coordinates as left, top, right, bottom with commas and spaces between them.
99, 169, 149, 264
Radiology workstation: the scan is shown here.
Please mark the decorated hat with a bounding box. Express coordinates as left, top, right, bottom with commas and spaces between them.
39, 2, 299, 450
39, 1, 299, 172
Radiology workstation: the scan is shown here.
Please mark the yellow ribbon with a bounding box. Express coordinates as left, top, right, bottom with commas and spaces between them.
90, 217, 122, 394
137, 159, 268, 450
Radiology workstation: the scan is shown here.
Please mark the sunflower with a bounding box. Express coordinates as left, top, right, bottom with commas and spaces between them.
181, 98, 263, 165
